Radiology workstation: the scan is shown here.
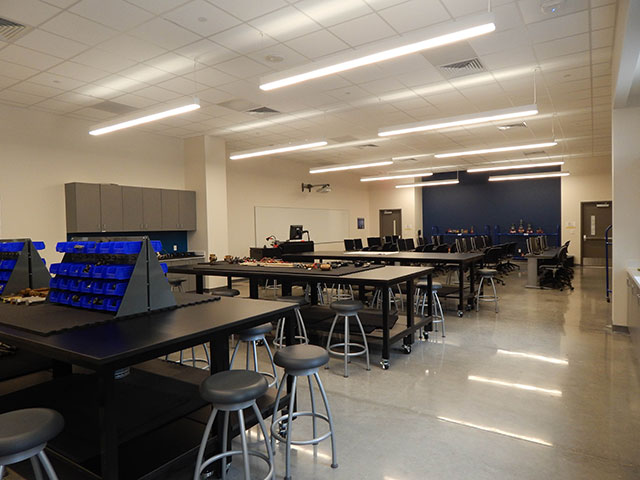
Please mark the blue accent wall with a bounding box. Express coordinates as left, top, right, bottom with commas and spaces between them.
421, 168, 561, 239
67, 231, 188, 253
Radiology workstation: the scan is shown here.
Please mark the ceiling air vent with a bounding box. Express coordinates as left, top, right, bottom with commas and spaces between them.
524, 150, 547, 156
246, 106, 280, 116
439, 57, 484, 74
498, 122, 528, 131
0, 18, 30, 42
355, 143, 379, 149
90, 100, 138, 115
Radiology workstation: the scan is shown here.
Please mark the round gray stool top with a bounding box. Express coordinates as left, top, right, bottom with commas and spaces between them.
479, 268, 497, 276
330, 299, 363, 313
239, 322, 272, 337
417, 279, 441, 290
168, 277, 187, 286
274, 344, 329, 371
210, 286, 240, 297
0, 408, 64, 457
200, 370, 268, 406
276, 295, 309, 306
432, 281, 442, 290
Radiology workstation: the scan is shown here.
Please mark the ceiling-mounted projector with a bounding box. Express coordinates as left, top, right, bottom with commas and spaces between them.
541, 0, 566, 14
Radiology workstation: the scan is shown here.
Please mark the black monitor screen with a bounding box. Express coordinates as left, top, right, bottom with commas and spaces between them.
289, 225, 303, 240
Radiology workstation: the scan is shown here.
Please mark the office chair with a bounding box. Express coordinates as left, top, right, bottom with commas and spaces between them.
381, 242, 399, 251
392, 235, 399, 243
422, 243, 434, 252
434, 244, 449, 253
367, 237, 382, 251
344, 239, 356, 251
482, 247, 506, 285
405, 238, 415, 251
539, 244, 574, 291
417, 237, 425, 246
354, 238, 364, 250
398, 238, 407, 251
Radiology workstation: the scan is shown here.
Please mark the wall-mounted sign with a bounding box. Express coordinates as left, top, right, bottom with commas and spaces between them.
357, 218, 365, 229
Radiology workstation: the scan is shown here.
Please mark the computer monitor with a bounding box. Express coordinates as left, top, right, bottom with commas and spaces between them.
354, 238, 363, 250
344, 239, 355, 251
289, 225, 303, 240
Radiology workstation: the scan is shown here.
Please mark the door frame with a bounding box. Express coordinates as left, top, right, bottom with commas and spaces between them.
379, 209, 402, 238
580, 200, 612, 265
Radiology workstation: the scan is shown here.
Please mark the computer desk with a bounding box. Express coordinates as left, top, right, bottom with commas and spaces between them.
524, 247, 562, 288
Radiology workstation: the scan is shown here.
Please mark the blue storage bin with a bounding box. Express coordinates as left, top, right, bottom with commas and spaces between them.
91, 280, 105, 294
105, 265, 134, 280
42, 258, 46, 266
0, 283, 5, 294
67, 279, 81, 292
92, 265, 107, 279
80, 264, 94, 278
151, 240, 163, 252
33, 241, 45, 250
80, 295, 96, 309
56, 242, 67, 253
69, 264, 84, 277
113, 241, 142, 254
85, 242, 98, 254
104, 281, 128, 296
49, 277, 59, 289
70, 294, 83, 307
104, 297, 122, 312
50, 263, 61, 275
0, 271, 11, 281
49, 290, 60, 303
80, 280, 94, 293
160, 263, 168, 274
97, 242, 113, 254
59, 292, 72, 305
0, 260, 16, 270
58, 263, 71, 276
64, 242, 78, 253
2, 242, 24, 252
91, 296, 106, 311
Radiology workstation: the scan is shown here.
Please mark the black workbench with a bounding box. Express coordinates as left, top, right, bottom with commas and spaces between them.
0, 298, 296, 480
168, 263, 434, 369
283, 250, 485, 316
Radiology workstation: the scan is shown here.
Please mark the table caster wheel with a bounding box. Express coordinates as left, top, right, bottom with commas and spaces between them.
402, 344, 412, 354
422, 332, 429, 340
457, 310, 463, 317
380, 360, 390, 370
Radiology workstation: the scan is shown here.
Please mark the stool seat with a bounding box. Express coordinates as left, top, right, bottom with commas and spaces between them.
168, 277, 187, 286
276, 295, 308, 306
239, 322, 272, 337
210, 286, 240, 297
432, 281, 442, 290
274, 344, 329, 371
200, 370, 268, 406
416, 279, 430, 288
479, 268, 497, 276
330, 299, 363, 313
0, 408, 64, 457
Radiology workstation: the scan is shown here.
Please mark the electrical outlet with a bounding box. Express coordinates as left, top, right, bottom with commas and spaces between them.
173, 244, 178, 252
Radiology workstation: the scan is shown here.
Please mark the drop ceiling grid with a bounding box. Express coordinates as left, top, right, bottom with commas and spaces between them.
0, 0, 615, 170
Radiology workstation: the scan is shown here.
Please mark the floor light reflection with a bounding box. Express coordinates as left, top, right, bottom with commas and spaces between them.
437, 416, 553, 446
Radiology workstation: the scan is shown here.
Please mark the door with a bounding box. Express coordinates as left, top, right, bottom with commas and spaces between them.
122, 186, 143, 231
379, 209, 402, 239
581, 201, 612, 265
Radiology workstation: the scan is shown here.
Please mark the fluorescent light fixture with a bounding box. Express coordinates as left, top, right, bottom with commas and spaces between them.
468, 375, 562, 397
230, 141, 328, 160
496, 349, 568, 365
435, 141, 558, 158
392, 153, 432, 161
310, 160, 393, 174
467, 161, 564, 173
89, 97, 200, 135
396, 179, 459, 188
259, 13, 495, 90
488, 171, 569, 182
437, 417, 553, 447
379, 104, 538, 137
361, 171, 433, 182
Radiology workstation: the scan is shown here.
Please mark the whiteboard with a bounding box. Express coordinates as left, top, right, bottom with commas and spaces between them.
254, 206, 349, 246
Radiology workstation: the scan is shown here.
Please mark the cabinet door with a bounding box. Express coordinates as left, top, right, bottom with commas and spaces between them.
142, 188, 162, 231
100, 184, 123, 232
179, 190, 196, 230
122, 186, 143, 231
65, 183, 101, 232
161, 189, 180, 230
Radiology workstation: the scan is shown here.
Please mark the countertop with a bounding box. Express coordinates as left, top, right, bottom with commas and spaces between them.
627, 267, 640, 289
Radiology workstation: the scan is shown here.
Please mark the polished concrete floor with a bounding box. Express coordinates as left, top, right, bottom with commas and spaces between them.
8, 265, 640, 479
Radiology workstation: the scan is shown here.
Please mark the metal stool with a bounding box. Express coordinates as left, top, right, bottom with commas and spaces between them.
195, 370, 274, 480
415, 279, 445, 337
273, 296, 309, 349
263, 279, 280, 297
230, 323, 278, 388
326, 300, 370, 377
371, 286, 403, 311
169, 277, 187, 293
327, 283, 353, 303
271, 345, 338, 480
210, 287, 240, 297
476, 268, 499, 313
0, 408, 64, 480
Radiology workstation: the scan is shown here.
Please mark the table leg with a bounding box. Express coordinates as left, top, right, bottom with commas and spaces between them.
227, 276, 232, 288
99, 371, 118, 480
469, 262, 476, 309
281, 281, 292, 297
427, 274, 434, 320
458, 263, 464, 316
381, 287, 390, 370
249, 278, 259, 299
358, 285, 366, 302
526, 257, 540, 288
310, 281, 318, 305
51, 360, 72, 378
404, 279, 414, 347
196, 274, 204, 294
210, 335, 230, 477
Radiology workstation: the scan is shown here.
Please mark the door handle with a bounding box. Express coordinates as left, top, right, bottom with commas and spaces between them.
583, 235, 586, 241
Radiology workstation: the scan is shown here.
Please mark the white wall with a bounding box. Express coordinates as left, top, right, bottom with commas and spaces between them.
0, 103, 184, 263
367, 181, 423, 239
226, 157, 371, 257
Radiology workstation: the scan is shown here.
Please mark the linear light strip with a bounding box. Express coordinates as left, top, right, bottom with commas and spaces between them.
395, 179, 459, 188
437, 417, 553, 447
310, 160, 393, 174
379, 105, 538, 137
361, 171, 434, 182
488, 171, 569, 181
260, 15, 495, 91
89, 97, 200, 136
435, 141, 558, 158
468, 375, 562, 396
230, 141, 328, 160
496, 349, 568, 365
467, 161, 564, 173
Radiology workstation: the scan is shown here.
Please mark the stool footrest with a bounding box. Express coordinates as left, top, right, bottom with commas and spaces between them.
270, 411, 332, 446
327, 342, 367, 357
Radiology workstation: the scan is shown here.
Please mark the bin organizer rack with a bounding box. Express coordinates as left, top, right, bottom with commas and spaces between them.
0, 239, 50, 296
48, 237, 176, 318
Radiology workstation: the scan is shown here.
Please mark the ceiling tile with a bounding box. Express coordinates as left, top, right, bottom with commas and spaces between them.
480, 46, 537, 70
360, 77, 406, 95
591, 4, 616, 30
0, 0, 61, 26
33, 98, 80, 113
164, 0, 241, 36
98, 74, 145, 92
175, 39, 237, 66
590, 0, 615, 6
591, 27, 614, 49
440, 0, 498, 17
196, 88, 234, 104
10, 81, 66, 98
534, 33, 589, 61
492, 3, 526, 31
213, 0, 287, 21
75, 83, 122, 100
71, 48, 137, 72
0, 75, 19, 89
364, 0, 408, 10
125, 0, 190, 14
41, 0, 79, 7
146, 52, 197, 75
215, 56, 273, 78
111, 93, 159, 108
118, 64, 175, 84
248, 44, 309, 69
517, 0, 589, 25
286, 29, 349, 59
526, 11, 589, 43
0, 59, 39, 80
295, 0, 372, 27
40, 12, 117, 46
70, 0, 153, 31
194, 67, 238, 88
0, 89, 46, 105
15, 29, 88, 59
29, 71, 86, 90
131, 18, 201, 50
469, 28, 531, 56
134, 85, 183, 101
56, 90, 103, 106
156, 76, 202, 95
49, 61, 110, 82
211, 24, 278, 55
98, 34, 165, 62
249, 6, 322, 42
378, 0, 451, 33
72, 106, 117, 120
0, 45, 63, 70
329, 13, 397, 47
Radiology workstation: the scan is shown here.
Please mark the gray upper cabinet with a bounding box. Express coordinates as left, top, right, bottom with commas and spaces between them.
161, 189, 180, 230
143, 188, 162, 231
65, 183, 101, 233
179, 190, 196, 230
122, 186, 143, 231
99, 184, 123, 232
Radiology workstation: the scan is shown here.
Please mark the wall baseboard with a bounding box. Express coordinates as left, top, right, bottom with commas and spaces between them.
612, 324, 630, 334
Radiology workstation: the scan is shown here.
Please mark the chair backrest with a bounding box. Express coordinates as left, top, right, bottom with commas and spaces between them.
484, 246, 502, 264
397, 238, 407, 251
405, 238, 415, 250
354, 238, 363, 250
465, 237, 474, 252
476, 236, 486, 249
540, 236, 548, 250
383, 235, 393, 244
344, 239, 355, 251
435, 244, 449, 253
382, 242, 398, 251
367, 237, 382, 248
423, 243, 435, 252
450, 242, 459, 253
431, 235, 442, 245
